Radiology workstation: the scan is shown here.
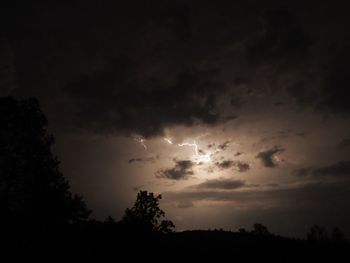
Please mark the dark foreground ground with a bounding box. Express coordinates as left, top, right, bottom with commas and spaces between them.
2, 223, 349, 262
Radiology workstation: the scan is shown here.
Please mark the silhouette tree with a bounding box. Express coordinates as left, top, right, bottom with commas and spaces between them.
238, 228, 247, 234
122, 190, 175, 233
252, 223, 270, 236
331, 227, 346, 244
307, 225, 329, 243
0, 97, 90, 226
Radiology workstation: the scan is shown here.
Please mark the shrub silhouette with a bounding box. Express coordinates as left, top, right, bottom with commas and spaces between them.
122, 190, 175, 233
0, 97, 90, 226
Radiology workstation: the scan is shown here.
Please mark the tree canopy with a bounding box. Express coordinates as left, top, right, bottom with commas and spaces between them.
122, 190, 175, 233
0, 97, 90, 226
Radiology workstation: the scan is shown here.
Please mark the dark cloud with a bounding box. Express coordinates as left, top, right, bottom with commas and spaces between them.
295, 132, 307, 137
246, 6, 311, 65
218, 141, 230, 151
235, 161, 250, 172
193, 178, 246, 190
216, 160, 250, 172
294, 160, 350, 178
128, 156, 156, 163
316, 40, 350, 115
64, 63, 224, 137
274, 101, 284, 106
337, 138, 350, 150
222, 115, 238, 122
244, 4, 350, 117
128, 158, 143, 163
156, 159, 194, 180
4, 1, 234, 138
256, 146, 285, 168
4, 0, 350, 139
216, 160, 234, 169
0, 40, 17, 96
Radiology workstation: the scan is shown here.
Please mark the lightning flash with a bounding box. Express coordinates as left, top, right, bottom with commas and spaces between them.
134, 134, 211, 163
164, 138, 173, 145
178, 141, 211, 164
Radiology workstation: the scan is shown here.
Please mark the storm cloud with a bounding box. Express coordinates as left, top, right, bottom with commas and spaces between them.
156, 159, 195, 180
64, 63, 224, 137
4, 1, 350, 138
294, 160, 350, 178
256, 146, 285, 168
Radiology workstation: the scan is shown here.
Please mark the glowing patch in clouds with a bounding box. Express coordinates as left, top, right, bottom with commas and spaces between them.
178, 141, 211, 164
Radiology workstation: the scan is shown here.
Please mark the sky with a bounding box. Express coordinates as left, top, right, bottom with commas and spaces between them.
1, 0, 350, 238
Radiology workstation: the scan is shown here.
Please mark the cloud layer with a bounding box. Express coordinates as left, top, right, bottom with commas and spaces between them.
3, 1, 350, 138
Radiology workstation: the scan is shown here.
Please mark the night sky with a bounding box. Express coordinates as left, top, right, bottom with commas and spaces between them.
2, 0, 350, 237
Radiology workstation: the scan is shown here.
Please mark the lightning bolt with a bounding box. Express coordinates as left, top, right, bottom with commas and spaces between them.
164, 138, 173, 145
178, 142, 199, 155
178, 141, 211, 164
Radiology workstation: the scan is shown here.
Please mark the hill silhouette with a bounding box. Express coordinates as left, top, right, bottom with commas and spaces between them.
1, 97, 349, 262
